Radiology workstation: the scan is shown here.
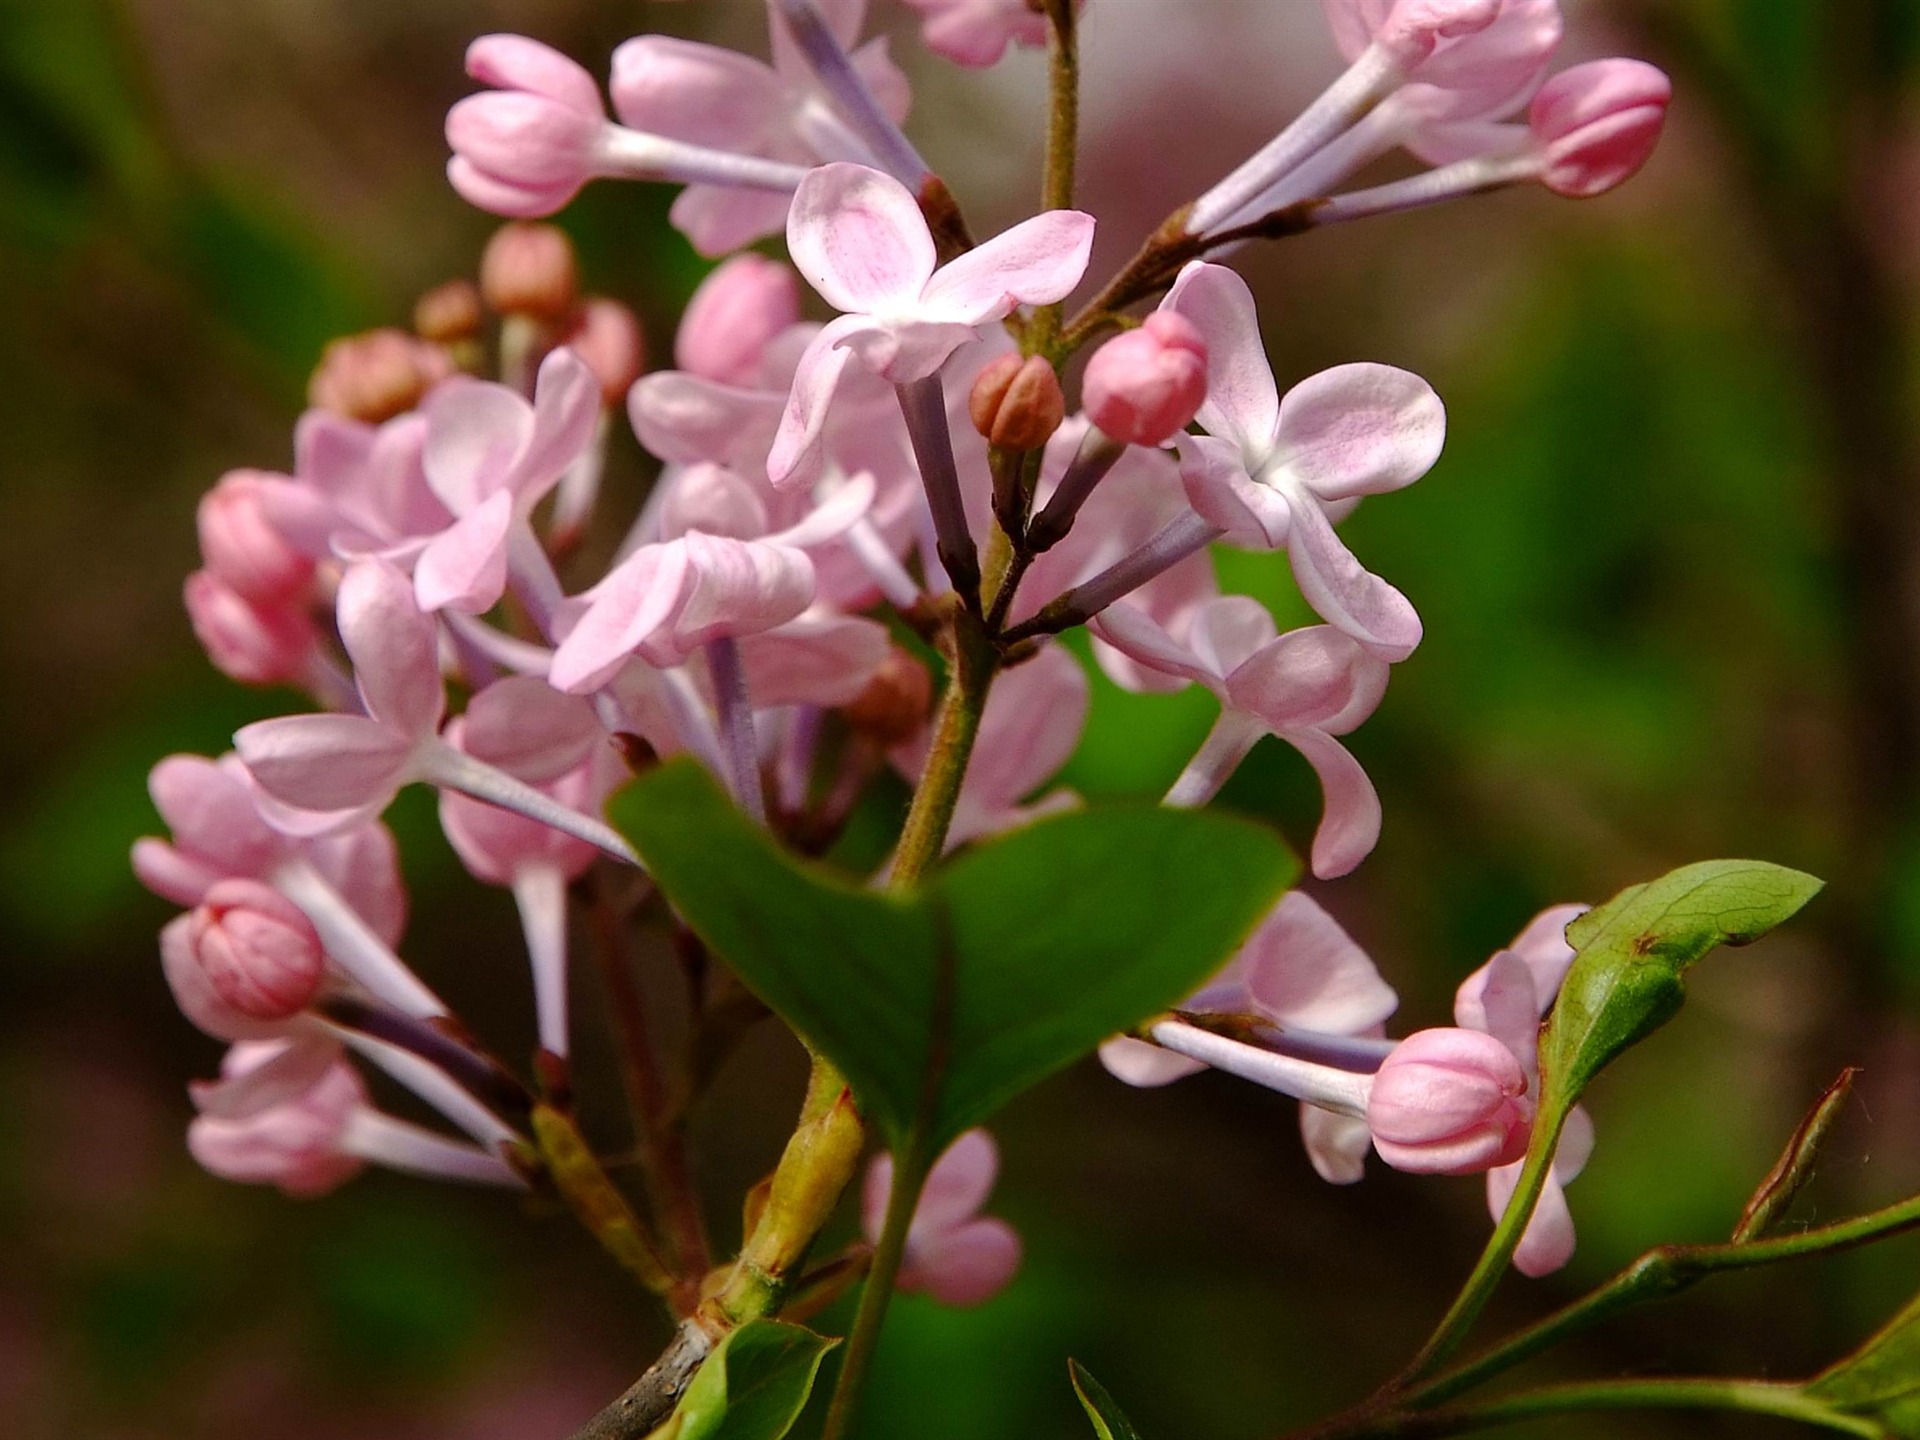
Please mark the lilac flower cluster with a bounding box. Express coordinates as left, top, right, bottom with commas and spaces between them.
138, 0, 1669, 1305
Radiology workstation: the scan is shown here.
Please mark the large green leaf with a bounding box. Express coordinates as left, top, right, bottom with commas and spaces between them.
610, 761, 1295, 1150
1807, 1292, 1920, 1437
1541, 860, 1823, 1103
672, 1320, 837, 1440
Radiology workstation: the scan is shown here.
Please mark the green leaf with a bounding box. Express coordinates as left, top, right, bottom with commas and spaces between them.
1807, 1292, 1920, 1436
610, 760, 1296, 1151
673, 1320, 837, 1440
1070, 1359, 1145, 1440
1541, 860, 1823, 1103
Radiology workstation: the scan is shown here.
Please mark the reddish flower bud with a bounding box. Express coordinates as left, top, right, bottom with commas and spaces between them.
183, 570, 319, 687
1530, 59, 1672, 199
562, 297, 646, 403
968, 354, 1066, 452
839, 647, 934, 747
197, 471, 314, 604
675, 254, 802, 386
480, 221, 580, 320
308, 328, 454, 423
1082, 312, 1210, 446
186, 879, 326, 1021
413, 279, 484, 343
1367, 1028, 1531, 1175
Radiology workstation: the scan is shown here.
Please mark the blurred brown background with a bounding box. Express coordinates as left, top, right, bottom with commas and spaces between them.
5, 1, 1920, 1436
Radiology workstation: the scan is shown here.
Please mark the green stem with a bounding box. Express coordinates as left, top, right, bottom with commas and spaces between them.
1315, 1381, 1877, 1440
819, 1146, 932, 1440
1394, 1099, 1571, 1386
1408, 1189, 1920, 1410
891, 607, 999, 883
1029, 0, 1079, 357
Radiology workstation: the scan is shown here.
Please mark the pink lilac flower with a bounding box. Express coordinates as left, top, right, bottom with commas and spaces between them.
675, 254, 804, 388
1162, 262, 1443, 661
1091, 598, 1390, 877
608, 0, 913, 254
863, 1129, 1021, 1306
1456, 903, 1593, 1274
892, 643, 1088, 850
1366, 1027, 1531, 1174
254, 410, 452, 567
900, 0, 1058, 68
1100, 891, 1397, 1182
447, 34, 812, 223
1081, 312, 1211, 448
767, 162, 1094, 492
174, 880, 326, 1026
197, 471, 316, 604
183, 569, 324, 691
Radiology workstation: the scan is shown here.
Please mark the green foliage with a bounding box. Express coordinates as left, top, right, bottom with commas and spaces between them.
1071, 1359, 1145, 1440
1807, 1292, 1920, 1437
672, 1321, 837, 1440
1541, 861, 1824, 1103
609, 761, 1295, 1153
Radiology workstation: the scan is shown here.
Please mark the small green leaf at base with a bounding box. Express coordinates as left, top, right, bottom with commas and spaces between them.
1071, 1359, 1145, 1440
1807, 1292, 1920, 1437
1541, 860, 1823, 1104
611, 761, 1296, 1153
671, 1320, 837, 1440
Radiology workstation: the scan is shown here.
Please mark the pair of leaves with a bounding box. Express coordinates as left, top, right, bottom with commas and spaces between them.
610, 761, 1296, 1154
1540, 859, 1823, 1107
663, 1321, 836, 1440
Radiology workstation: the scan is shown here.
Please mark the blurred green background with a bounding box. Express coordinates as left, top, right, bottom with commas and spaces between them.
5, 0, 1920, 1436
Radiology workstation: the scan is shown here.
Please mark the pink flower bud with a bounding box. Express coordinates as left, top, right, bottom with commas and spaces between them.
414, 279, 484, 343
185, 880, 326, 1021
480, 221, 581, 320
308, 328, 453, 423
562, 298, 646, 404
197, 471, 314, 604
674, 254, 802, 387
1082, 312, 1210, 447
968, 354, 1066, 452
1367, 1028, 1531, 1175
1530, 59, 1671, 199
188, 1043, 367, 1197
183, 569, 318, 687
447, 36, 609, 219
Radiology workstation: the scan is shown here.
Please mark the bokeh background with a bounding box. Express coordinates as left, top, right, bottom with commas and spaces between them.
5, 0, 1920, 1436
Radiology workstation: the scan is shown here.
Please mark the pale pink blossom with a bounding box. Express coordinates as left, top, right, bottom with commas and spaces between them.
892, 643, 1088, 848
1529, 59, 1671, 198
254, 411, 452, 567
1318, 0, 1504, 75
900, 0, 1056, 68
675, 255, 803, 387
864, 1130, 1021, 1306
1091, 599, 1390, 877
183, 570, 322, 690
197, 471, 315, 604
415, 347, 600, 616
1163, 262, 1442, 660
1366, 1027, 1532, 1175
1081, 312, 1210, 448
609, 0, 911, 254
1456, 903, 1593, 1275
768, 163, 1095, 491
448, 35, 813, 223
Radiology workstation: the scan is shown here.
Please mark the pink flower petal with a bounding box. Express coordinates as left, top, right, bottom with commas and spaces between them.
1282, 492, 1423, 661
1282, 727, 1383, 879
919, 209, 1096, 324
1187, 595, 1280, 680
1454, 950, 1542, 1061
462, 676, 603, 781
786, 164, 937, 315
609, 35, 785, 149
1098, 1035, 1208, 1087
424, 379, 536, 514
1241, 893, 1398, 1035
235, 714, 415, 814
414, 490, 515, 615
736, 610, 889, 706
338, 562, 445, 736
1275, 363, 1446, 502
915, 1217, 1021, 1306
1489, 1163, 1577, 1277
1222, 626, 1379, 732
1301, 1104, 1374, 1184
466, 34, 604, 116
1087, 602, 1216, 691
549, 545, 690, 693
1165, 262, 1281, 456
1176, 432, 1292, 546
766, 314, 865, 491
916, 1128, 1001, 1232
628, 372, 787, 471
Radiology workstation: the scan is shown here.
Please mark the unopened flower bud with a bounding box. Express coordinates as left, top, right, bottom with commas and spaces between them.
1530, 59, 1672, 199
562, 297, 646, 403
183, 570, 319, 687
197, 471, 315, 604
481, 221, 579, 320
1367, 1028, 1531, 1176
414, 279, 484, 343
675, 254, 802, 386
969, 354, 1065, 452
839, 647, 934, 747
188, 1043, 367, 1196
448, 35, 608, 219
308, 328, 453, 423
1082, 312, 1210, 446
186, 880, 326, 1021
